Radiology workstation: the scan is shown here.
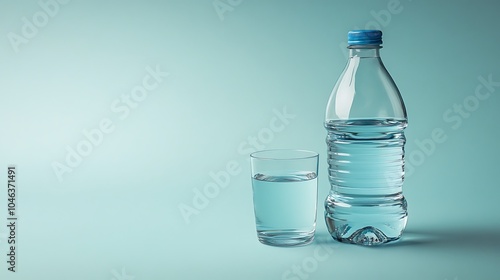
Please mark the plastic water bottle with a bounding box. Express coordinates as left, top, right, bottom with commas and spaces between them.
324, 30, 408, 245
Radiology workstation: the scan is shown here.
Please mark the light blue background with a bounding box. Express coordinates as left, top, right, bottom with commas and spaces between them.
1, 0, 499, 279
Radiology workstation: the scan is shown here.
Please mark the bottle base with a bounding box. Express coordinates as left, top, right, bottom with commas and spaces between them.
330, 226, 402, 246
325, 216, 407, 246
324, 192, 408, 246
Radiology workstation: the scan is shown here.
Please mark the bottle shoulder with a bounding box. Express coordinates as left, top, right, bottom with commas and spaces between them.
325, 57, 407, 121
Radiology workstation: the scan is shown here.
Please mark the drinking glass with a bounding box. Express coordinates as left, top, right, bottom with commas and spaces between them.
250, 149, 319, 246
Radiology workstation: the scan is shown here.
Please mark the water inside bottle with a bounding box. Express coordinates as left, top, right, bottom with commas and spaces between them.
324, 118, 408, 245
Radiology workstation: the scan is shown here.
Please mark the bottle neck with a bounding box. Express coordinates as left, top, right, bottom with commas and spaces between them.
348, 46, 381, 58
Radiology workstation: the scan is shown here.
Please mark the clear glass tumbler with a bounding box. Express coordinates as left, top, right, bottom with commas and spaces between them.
250, 149, 319, 246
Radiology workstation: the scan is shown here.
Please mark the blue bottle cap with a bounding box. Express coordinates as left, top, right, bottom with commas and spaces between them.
348, 30, 383, 46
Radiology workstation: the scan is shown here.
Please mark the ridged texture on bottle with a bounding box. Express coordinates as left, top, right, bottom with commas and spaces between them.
324, 119, 408, 245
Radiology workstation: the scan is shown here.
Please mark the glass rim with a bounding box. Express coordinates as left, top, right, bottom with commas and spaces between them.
250, 149, 318, 160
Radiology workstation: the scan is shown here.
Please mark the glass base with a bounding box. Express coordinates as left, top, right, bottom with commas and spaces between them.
257, 230, 315, 247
